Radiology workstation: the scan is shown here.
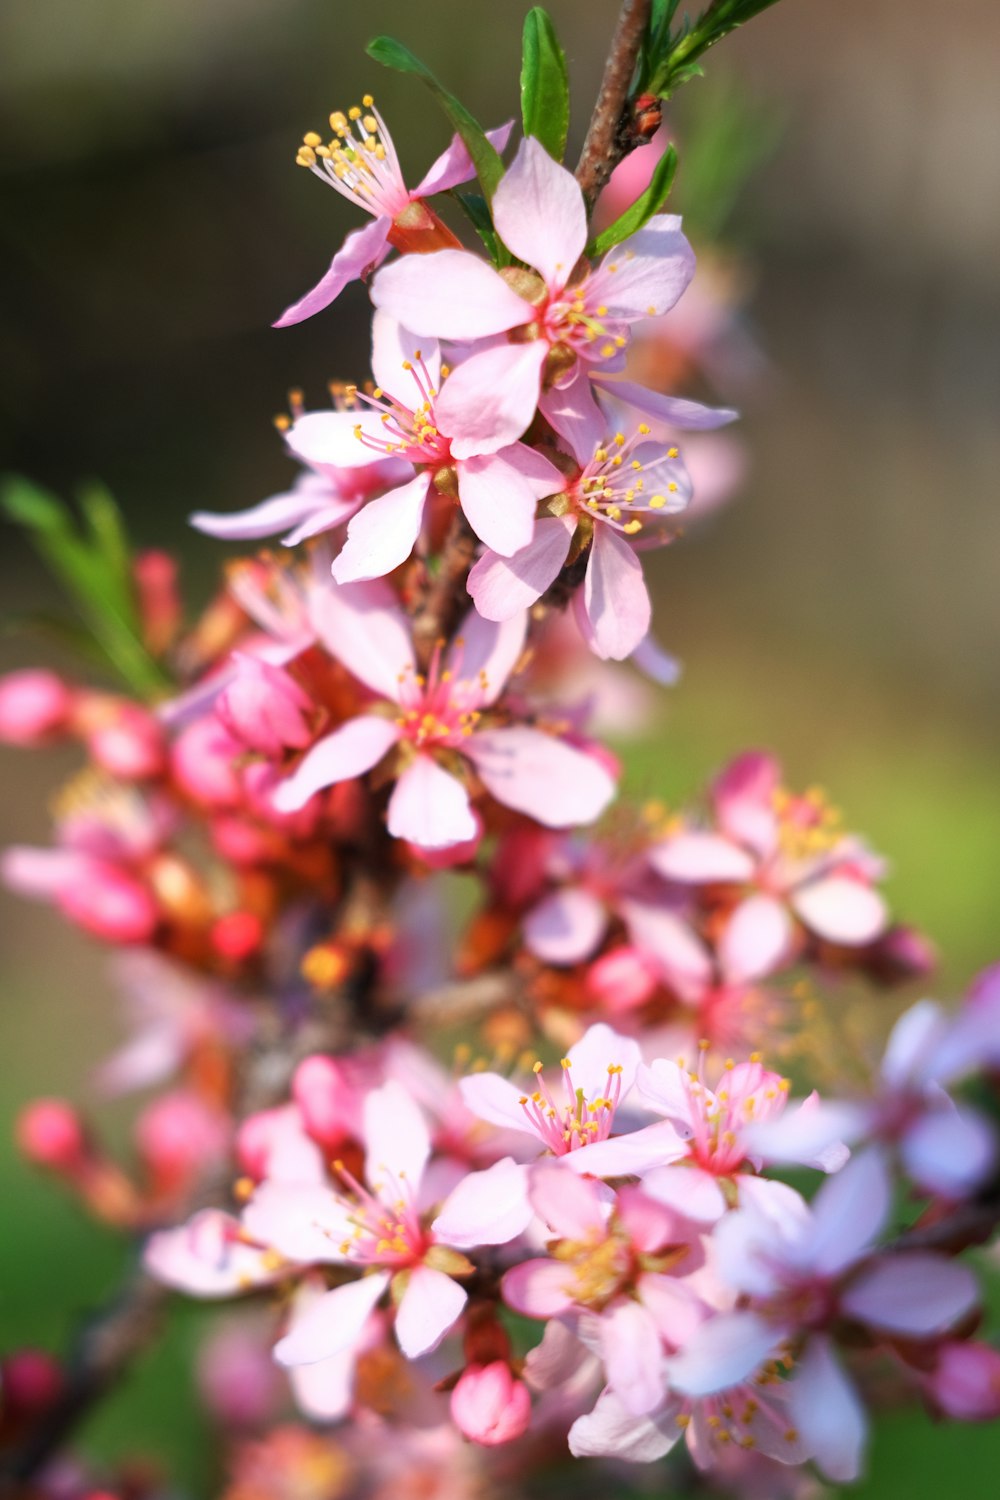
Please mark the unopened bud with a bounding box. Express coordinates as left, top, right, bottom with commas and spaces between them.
216, 655, 315, 758
0, 670, 74, 746
586, 944, 659, 1012
450, 1362, 532, 1446
16, 1099, 87, 1173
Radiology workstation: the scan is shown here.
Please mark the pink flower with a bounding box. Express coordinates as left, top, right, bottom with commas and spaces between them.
459, 1022, 641, 1168
650, 751, 889, 963
242, 1082, 532, 1368
450, 1362, 533, 1446
276, 103, 512, 326
285, 314, 563, 577
0, 669, 74, 745
191, 453, 408, 547
923, 1341, 1000, 1421
468, 419, 691, 660
216, 655, 316, 757
372, 138, 730, 455
272, 579, 616, 848
144, 1209, 285, 1298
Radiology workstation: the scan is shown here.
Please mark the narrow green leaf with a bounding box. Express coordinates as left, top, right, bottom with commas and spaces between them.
366, 35, 505, 204
586, 144, 678, 257
520, 8, 570, 162
451, 191, 504, 265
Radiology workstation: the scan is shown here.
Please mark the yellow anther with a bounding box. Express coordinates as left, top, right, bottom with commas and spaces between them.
362, 93, 374, 108
623, 519, 642, 535
348, 106, 362, 120
667, 445, 678, 457
639, 422, 651, 435
363, 115, 378, 133
560, 1058, 572, 1070
296, 146, 317, 167
601, 343, 616, 358
649, 495, 666, 508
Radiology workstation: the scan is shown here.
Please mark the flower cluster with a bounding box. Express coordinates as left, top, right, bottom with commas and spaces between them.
2, 16, 999, 1500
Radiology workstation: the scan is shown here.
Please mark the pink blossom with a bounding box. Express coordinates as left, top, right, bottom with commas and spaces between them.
0, 669, 74, 745
216, 655, 316, 757
459, 1022, 641, 1168
372, 138, 730, 454
276, 107, 512, 326
450, 1362, 532, 1446
650, 752, 889, 959
144, 1209, 286, 1298
272, 579, 615, 847
285, 315, 563, 578
191, 455, 407, 547
923, 1340, 1000, 1421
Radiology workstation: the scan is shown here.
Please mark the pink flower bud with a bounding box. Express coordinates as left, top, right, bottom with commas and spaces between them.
133, 549, 181, 654
211, 911, 264, 963
0, 670, 74, 745
292, 1056, 353, 1149
587, 944, 659, 1012
926, 1340, 1000, 1420
0, 1349, 63, 1418
57, 862, 158, 945
136, 1090, 229, 1192
450, 1362, 532, 1446
84, 703, 166, 780
197, 1324, 281, 1428
216, 655, 314, 758
171, 717, 244, 808
16, 1099, 87, 1172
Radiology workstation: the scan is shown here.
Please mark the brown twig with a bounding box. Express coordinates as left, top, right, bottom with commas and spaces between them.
410, 510, 478, 666
575, 0, 652, 208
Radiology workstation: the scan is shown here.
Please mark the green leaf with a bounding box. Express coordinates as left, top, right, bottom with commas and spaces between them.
586, 144, 678, 257
366, 35, 505, 204
1, 475, 171, 698
451, 191, 504, 265
520, 8, 570, 162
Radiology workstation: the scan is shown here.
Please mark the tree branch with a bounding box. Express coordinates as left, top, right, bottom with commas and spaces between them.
575, 0, 652, 208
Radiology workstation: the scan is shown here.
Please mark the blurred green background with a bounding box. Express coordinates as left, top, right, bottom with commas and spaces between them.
1, 0, 999, 1492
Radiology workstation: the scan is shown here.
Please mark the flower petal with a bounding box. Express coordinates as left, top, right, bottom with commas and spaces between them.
804, 1146, 891, 1275
387, 755, 477, 849
787, 1336, 867, 1484
371, 309, 441, 396
467, 518, 574, 621
274, 217, 392, 327
287, 410, 392, 469
447, 606, 527, 706
842, 1253, 979, 1336
900, 1105, 997, 1198
791, 875, 887, 945
436, 342, 548, 458
649, 831, 755, 884
395, 1264, 467, 1358
242, 1182, 351, 1264
523, 886, 608, 965
412, 121, 515, 197
459, 442, 563, 552
594, 215, 695, 319
666, 1310, 782, 1397
331, 472, 431, 583
596, 377, 738, 430
601, 1299, 665, 1415
432, 1157, 532, 1248
273, 716, 400, 812
529, 1160, 608, 1239
579, 525, 651, 661
190, 486, 353, 543
492, 136, 587, 289
274, 1274, 390, 1367
569, 1388, 681, 1462
468, 727, 616, 827
459, 1072, 533, 1132
371, 249, 531, 339
719, 893, 793, 983
502, 1258, 576, 1318
310, 577, 415, 699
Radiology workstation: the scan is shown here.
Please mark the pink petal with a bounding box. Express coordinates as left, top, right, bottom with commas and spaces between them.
242, 1182, 351, 1264
744, 1098, 866, 1172
805, 1147, 891, 1275
273, 716, 400, 812
539, 362, 607, 459
791, 875, 887, 945
274, 1274, 390, 1366
395, 1264, 467, 1358
523, 886, 608, 964
412, 120, 515, 196
502, 1259, 576, 1319
331, 472, 431, 583
568, 1022, 642, 1099
568, 1388, 681, 1462
619, 901, 712, 998
274, 216, 392, 327
310, 577, 415, 699
143, 1210, 281, 1298
447, 606, 527, 706
595, 378, 738, 431
492, 136, 587, 289
901, 1106, 997, 1197
579, 526, 651, 661
363, 1080, 431, 1190
528, 1161, 610, 1240
787, 1336, 867, 1484
640, 1165, 727, 1224
387, 755, 477, 849
190, 486, 352, 543
841, 1253, 979, 1336
432, 1157, 532, 1248
564, 1121, 686, 1180
601, 1299, 664, 1415
458, 442, 563, 552
371, 249, 531, 339
667, 1310, 782, 1397
371, 309, 440, 397
467, 518, 574, 620
713, 751, 780, 855
436, 342, 548, 459
468, 727, 616, 827
649, 831, 755, 884
614, 1185, 682, 1252
289, 1343, 357, 1422
459, 1071, 534, 1133
880, 999, 948, 1090
719, 893, 793, 983
287, 410, 392, 470
592, 215, 695, 319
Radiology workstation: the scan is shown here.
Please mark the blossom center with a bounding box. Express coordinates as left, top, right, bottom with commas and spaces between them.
568, 428, 685, 537
295, 96, 411, 220
518, 1055, 624, 1155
